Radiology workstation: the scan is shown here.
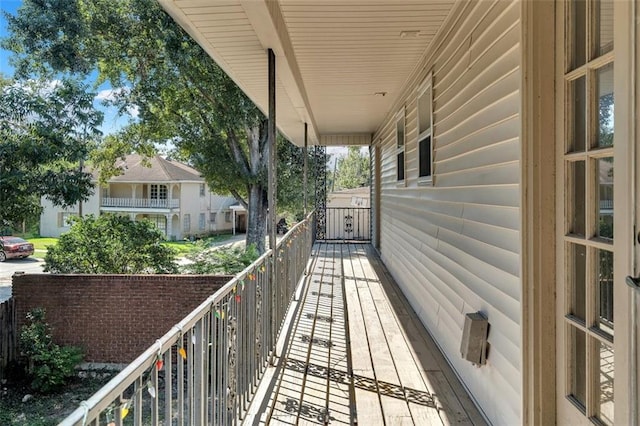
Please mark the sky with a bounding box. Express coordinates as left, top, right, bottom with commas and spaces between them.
0, 0, 135, 135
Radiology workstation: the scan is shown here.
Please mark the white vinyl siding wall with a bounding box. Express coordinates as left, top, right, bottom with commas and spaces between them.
374, 1, 521, 424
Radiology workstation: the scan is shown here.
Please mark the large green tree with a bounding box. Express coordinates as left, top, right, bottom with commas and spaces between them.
333, 146, 370, 191
4, 0, 278, 252
0, 77, 103, 227
44, 214, 178, 274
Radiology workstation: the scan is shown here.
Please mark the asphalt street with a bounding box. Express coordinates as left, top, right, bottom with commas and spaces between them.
0, 257, 45, 302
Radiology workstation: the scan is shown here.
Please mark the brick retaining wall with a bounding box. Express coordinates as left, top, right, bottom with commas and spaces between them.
12, 274, 231, 363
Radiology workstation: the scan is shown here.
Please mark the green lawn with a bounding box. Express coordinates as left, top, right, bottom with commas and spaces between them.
22, 234, 234, 259
23, 237, 57, 259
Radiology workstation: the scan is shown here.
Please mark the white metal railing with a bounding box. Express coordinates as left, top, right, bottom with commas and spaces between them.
60, 212, 314, 425
101, 197, 180, 209
599, 199, 613, 210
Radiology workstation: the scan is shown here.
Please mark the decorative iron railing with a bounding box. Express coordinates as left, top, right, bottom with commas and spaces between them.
101, 197, 180, 209
323, 207, 371, 241
60, 212, 314, 425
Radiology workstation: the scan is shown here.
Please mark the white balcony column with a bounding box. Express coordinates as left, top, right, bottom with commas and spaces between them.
165, 214, 172, 240
232, 210, 236, 235
131, 184, 138, 199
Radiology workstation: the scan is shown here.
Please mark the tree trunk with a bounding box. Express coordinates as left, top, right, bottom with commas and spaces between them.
246, 184, 268, 253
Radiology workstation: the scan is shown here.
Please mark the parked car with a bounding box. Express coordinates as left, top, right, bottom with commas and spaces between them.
0, 236, 35, 262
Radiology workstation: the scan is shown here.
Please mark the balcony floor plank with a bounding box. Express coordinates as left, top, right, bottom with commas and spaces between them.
251, 243, 487, 426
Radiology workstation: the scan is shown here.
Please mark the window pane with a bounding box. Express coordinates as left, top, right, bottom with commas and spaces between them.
419, 135, 431, 178
598, 341, 614, 425
418, 87, 431, 135
570, 0, 587, 69
596, 0, 614, 56
570, 326, 587, 408
570, 243, 587, 321
597, 249, 614, 337
569, 77, 586, 152
569, 161, 586, 236
397, 152, 405, 181
597, 64, 614, 148
396, 117, 405, 148
597, 157, 613, 239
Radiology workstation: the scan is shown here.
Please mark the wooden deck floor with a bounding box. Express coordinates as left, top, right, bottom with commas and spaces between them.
247, 243, 487, 425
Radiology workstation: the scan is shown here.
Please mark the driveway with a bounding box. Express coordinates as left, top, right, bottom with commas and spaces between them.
0, 257, 45, 303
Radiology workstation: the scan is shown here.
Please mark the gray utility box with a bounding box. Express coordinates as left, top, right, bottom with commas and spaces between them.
460, 312, 488, 366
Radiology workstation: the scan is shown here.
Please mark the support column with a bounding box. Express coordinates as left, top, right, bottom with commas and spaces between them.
232, 210, 236, 235
165, 214, 172, 240
268, 48, 278, 364
268, 48, 277, 252
303, 122, 308, 215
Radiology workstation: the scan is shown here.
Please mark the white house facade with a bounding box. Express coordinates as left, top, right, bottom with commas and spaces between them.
40, 154, 244, 240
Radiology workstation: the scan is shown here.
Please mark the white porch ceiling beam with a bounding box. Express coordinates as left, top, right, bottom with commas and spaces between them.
240, 0, 320, 146
157, 0, 320, 146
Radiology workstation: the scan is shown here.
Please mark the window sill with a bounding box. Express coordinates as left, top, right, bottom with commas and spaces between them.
396, 180, 406, 188
417, 176, 433, 187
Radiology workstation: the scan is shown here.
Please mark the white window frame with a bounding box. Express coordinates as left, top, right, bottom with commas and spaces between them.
199, 183, 205, 197
417, 72, 434, 185
210, 212, 217, 223
59, 212, 76, 228
395, 109, 406, 183
225, 211, 232, 223
199, 213, 206, 230
183, 214, 191, 232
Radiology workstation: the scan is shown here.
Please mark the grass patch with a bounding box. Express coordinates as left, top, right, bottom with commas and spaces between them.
24, 238, 58, 251
162, 240, 198, 255
164, 234, 234, 256
13, 234, 236, 260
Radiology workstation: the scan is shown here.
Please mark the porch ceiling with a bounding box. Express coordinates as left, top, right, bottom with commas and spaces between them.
158, 0, 456, 146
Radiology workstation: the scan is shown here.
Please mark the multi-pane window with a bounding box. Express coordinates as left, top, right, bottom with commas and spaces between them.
396, 110, 405, 181
417, 73, 433, 181
59, 212, 76, 227
199, 213, 205, 230
183, 214, 191, 232
199, 183, 205, 197
150, 184, 167, 200
563, 0, 614, 423
225, 212, 232, 223
210, 212, 217, 223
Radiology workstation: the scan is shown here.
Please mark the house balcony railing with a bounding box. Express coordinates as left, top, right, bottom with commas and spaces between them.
322, 207, 371, 241
61, 212, 314, 425
101, 197, 180, 209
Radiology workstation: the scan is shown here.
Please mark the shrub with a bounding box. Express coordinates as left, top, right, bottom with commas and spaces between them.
20, 308, 84, 393
44, 214, 178, 274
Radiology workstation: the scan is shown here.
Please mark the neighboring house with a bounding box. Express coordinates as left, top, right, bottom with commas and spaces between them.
326, 186, 370, 209
160, 0, 631, 424
40, 154, 246, 239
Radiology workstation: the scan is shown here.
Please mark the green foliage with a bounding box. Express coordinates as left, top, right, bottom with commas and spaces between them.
0, 77, 103, 226
333, 146, 370, 191
276, 137, 319, 220
4, 0, 274, 252
19, 308, 84, 393
44, 214, 178, 274
182, 244, 259, 275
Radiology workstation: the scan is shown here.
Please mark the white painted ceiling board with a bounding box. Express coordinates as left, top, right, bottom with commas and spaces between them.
158, 0, 457, 145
